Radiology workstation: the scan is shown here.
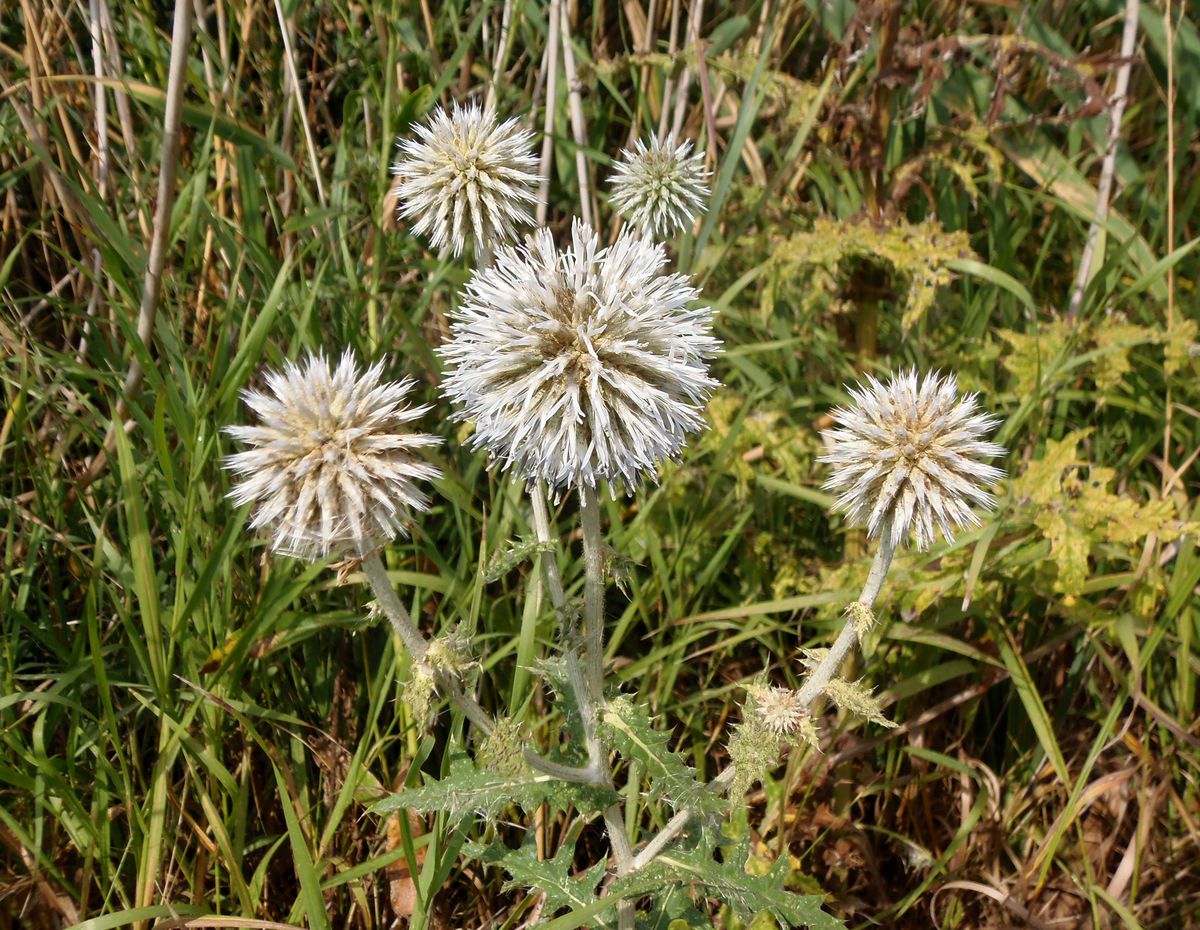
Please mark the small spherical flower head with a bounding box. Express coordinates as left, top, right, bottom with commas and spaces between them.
754, 687, 808, 736
609, 133, 710, 238
439, 219, 720, 490
224, 351, 442, 561
390, 102, 539, 257
819, 369, 1006, 551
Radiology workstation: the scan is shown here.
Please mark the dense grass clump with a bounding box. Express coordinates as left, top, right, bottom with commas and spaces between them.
2, 1, 1198, 927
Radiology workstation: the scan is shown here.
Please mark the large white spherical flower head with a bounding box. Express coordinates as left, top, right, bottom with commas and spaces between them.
224, 351, 442, 561
439, 220, 720, 490
390, 102, 539, 256
608, 133, 710, 238
819, 369, 1005, 551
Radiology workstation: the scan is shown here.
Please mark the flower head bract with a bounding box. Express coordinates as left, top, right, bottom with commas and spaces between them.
819, 369, 1005, 550
439, 220, 719, 490
390, 102, 539, 256
224, 351, 441, 561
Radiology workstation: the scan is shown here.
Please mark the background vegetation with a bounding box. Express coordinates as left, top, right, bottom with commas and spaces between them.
2, 0, 1198, 927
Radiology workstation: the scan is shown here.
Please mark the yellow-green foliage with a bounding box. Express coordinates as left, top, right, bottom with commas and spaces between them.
701, 393, 816, 500
998, 316, 1200, 396
1011, 430, 1194, 600
770, 217, 975, 330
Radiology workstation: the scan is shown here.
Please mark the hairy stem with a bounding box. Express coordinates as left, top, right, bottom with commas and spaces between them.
579, 484, 606, 697
529, 481, 568, 616
794, 534, 895, 707
524, 751, 605, 784
362, 552, 494, 736
574, 487, 635, 929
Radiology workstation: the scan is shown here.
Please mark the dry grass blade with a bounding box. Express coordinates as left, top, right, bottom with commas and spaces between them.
72, 0, 194, 495
1066, 0, 1141, 319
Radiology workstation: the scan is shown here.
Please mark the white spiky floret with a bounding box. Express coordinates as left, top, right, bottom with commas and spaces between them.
224, 351, 441, 561
390, 101, 539, 256
439, 219, 720, 490
819, 369, 1006, 551
754, 687, 808, 736
608, 132, 710, 238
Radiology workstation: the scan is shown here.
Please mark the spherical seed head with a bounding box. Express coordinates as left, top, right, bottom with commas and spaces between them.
224, 351, 442, 561
390, 102, 539, 256
439, 219, 720, 490
609, 133, 710, 238
754, 687, 808, 736
819, 369, 1006, 551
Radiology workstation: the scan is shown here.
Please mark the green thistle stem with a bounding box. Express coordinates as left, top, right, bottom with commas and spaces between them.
529, 481, 568, 618
576, 486, 636, 929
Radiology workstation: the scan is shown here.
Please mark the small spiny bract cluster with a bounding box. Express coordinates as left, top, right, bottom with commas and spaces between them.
609, 133, 710, 238
754, 686, 808, 736
439, 219, 720, 490
390, 102, 539, 256
224, 351, 441, 561
819, 369, 1005, 550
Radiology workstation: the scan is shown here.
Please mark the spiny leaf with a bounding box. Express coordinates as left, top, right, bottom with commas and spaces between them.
485, 537, 552, 582
643, 886, 716, 930
600, 697, 727, 818
369, 754, 616, 825
821, 679, 896, 728
631, 839, 843, 929
467, 836, 610, 922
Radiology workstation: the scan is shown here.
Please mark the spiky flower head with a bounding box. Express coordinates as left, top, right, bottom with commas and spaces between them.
609, 133, 710, 238
819, 369, 1005, 551
390, 102, 539, 256
753, 687, 808, 736
439, 220, 720, 490
224, 351, 441, 561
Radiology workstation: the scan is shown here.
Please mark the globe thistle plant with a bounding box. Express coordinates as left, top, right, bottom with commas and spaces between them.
439, 219, 719, 490
224, 351, 441, 561
608, 133, 710, 238
819, 369, 1005, 551
390, 102, 539, 257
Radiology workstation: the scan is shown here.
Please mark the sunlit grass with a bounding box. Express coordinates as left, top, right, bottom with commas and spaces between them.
2, 0, 1198, 927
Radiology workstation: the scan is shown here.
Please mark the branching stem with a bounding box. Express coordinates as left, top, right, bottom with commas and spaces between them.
630, 536, 898, 872
362, 552, 495, 736
525, 484, 635, 929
